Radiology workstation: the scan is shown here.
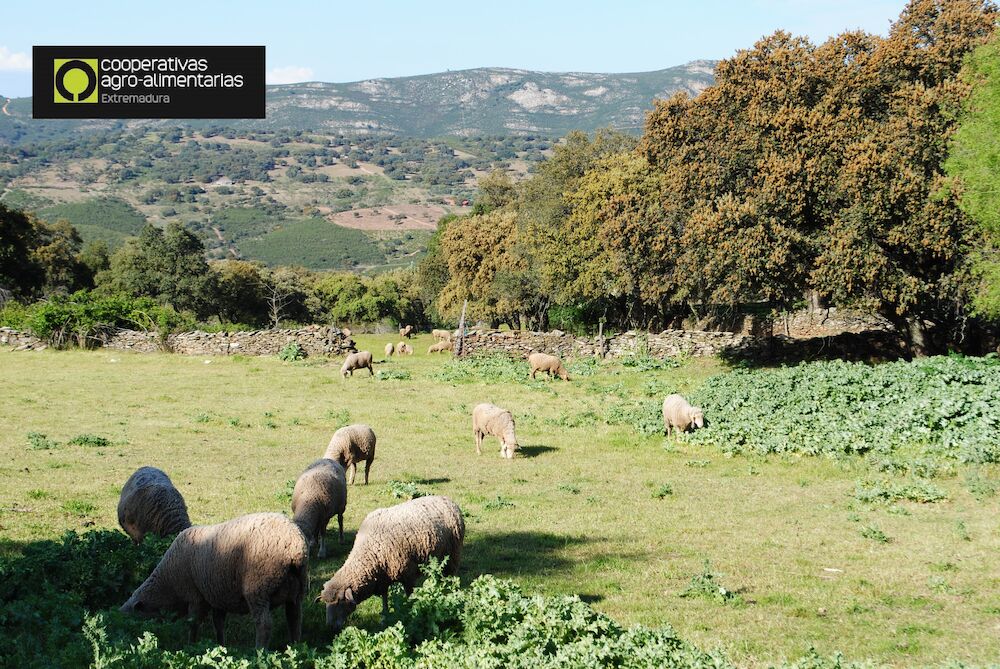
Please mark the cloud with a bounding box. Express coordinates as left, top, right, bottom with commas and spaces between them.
0, 47, 31, 71
267, 65, 314, 85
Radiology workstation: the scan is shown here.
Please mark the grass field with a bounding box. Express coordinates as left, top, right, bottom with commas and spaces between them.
2, 336, 999, 665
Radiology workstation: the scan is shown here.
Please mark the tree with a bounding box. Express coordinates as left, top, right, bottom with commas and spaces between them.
212, 260, 268, 326
0, 203, 45, 298
946, 33, 1000, 318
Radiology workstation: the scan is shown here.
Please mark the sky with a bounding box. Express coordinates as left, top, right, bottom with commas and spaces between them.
0, 0, 909, 97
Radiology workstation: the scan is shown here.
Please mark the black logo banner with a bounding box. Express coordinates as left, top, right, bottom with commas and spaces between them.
33, 46, 265, 119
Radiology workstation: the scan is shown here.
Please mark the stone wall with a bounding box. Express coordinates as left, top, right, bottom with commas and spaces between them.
773, 308, 892, 339
460, 328, 757, 359
0, 327, 46, 351
1, 325, 356, 357
104, 325, 356, 357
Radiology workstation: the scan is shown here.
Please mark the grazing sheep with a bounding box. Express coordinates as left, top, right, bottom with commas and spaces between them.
324, 424, 377, 485
291, 459, 347, 558
472, 403, 519, 458
341, 328, 352, 337
431, 329, 452, 341
120, 512, 308, 648
384, 342, 395, 357
662, 394, 705, 436
428, 340, 453, 354
117, 466, 192, 544
396, 342, 413, 355
528, 352, 570, 381
341, 351, 374, 377
399, 325, 414, 339
320, 496, 464, 632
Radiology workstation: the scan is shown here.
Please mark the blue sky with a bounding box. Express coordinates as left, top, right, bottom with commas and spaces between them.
0, 0, 908, 97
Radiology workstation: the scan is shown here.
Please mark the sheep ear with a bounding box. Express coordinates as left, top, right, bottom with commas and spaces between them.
345, 587, 355, 604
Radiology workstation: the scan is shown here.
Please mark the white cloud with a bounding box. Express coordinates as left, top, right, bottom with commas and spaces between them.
267, 65, 314, 85
0, 47, 31, 71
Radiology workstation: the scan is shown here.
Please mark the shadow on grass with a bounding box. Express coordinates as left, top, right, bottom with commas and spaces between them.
463, 530, 588, 578
518, 444, 558, 458
720, 330, 911, 368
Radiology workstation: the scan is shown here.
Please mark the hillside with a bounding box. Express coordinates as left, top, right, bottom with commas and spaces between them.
0, 61, 715, 140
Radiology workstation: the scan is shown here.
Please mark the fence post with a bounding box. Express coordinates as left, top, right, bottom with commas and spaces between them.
455, 299, 468, 358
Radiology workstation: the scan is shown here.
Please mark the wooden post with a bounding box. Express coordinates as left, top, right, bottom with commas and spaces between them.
597, 319, 605, 359
455, 299, 468, 358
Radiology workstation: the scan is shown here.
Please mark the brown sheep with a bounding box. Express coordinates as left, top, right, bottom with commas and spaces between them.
428, 340, 453, 354
399, 325, 414, 339
320, 496, 464, 632
324, 424, 377, 485
396, 342, 413, 355
431, 329, 452, 341
528, 352, 569, 381
341, 351, 374, 377
117, 466, 192, 544
120, 513, 308, 648
662, 394, 705, 436
384, 342, 395, 357
292, 459, 348, 558
472, 403, 519, 458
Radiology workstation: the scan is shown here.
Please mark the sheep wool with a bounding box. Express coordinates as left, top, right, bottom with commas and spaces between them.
117, 466, 192, 544
428, 340, 453, 354
662, 394, 705, 436
431, 329, 452, 341
292, 459, 348, 558
472, 403, 519, 458
324, 424, 377, 485
341, 351, 374, 377
320, 495, 464, 632
385, 342, 395, 357
396, 342, 413, 355
120, 512, 308, 649
528, 352, 570, 381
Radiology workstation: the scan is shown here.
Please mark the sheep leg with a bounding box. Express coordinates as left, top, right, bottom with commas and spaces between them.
212, 609, 226, 645
367, 364, 374, 377
381, 591, 390, 617
188, 601, 208, 643
338, 513, 344, 544
530, 368, 537, 379
348, 463, 357, 485
364, 459, 371, 485
475, 431, 482, 455
318, 528, 327, 559
285, 601, 302, 644
445, 547, 462, 576
252, 604, 272, 649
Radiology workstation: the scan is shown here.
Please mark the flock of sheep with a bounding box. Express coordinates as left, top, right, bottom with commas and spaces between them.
114, 329, 706, 649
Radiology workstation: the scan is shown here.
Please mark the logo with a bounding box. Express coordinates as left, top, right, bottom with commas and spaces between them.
53, 58, 98, 103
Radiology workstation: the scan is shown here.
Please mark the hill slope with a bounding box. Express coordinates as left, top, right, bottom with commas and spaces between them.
0, 61, 715, 138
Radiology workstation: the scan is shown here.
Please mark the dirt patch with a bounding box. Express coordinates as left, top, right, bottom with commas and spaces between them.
329, 203, 449, 230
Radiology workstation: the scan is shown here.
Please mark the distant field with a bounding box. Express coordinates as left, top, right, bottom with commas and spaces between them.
2, 341, 998, 665
237, 217, 387, 269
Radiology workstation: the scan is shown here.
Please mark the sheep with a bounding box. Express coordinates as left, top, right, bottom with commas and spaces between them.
399, 325, 414, 339
341, 328, 352, 337
662, 394, 705, 436
431, 329, 452, 341
319, 495, 464, 632
528, 352, 570, 381
291, 459, 347, 558
428, 340, 453, 354
396, 342, 413, 355
341, 351, 374, 377
117, 466, 192, 544
324, 424, 377, 485
120, 512, 308, 648
384, 342, 395, 357
472, 403, 519, 458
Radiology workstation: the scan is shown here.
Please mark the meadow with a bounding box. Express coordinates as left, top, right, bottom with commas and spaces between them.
1, 336, 999, 666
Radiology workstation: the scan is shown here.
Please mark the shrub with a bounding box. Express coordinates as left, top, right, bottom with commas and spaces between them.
687, 355, 1000, 461
67, 434, 112, 448
679, 560, 743, 605
277, 342, 307, 361
26, 431, 57, 450
387, 480, 426, 499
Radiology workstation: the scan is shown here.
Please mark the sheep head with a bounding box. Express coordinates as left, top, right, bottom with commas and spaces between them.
320, 581, 357, 633
120, 574, 183, 618
689, 407, 705, 429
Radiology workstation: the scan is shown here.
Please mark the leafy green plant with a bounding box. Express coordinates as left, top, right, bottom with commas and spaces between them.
605, 399, 663, 436
376, 368, 412, 381
483, 495, 515, 510
853, 479, 947, 505
680, 560, 743, 605
67, 434, 112, 448
387, 480, 426, 499
274, 479, 295, 504
652, 483, 674, 499
859, 525, 891, 543
26, 431, 57, 450
277, 342, 307, 361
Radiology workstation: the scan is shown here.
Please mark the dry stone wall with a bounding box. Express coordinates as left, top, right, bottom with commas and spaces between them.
460, 328, 757, 359
0, 327, 46, 351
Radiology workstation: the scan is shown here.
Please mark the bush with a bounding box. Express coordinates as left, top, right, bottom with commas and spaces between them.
277, 342, 307, 362
687, 355, 1000, 461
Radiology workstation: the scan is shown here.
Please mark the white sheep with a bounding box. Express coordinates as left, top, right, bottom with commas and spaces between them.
472, 403, 519, 458
385, 342, 395, 357
324, 424, 377, 485
120, 512, 308, 648
528, 352, 570, 381
117, 466, 192, 544
431, 329, 452, 341
662, 394, 705, 436
341, 351, 374, 377
428, 340, 453, 354
319, 495, 464, 632
291, 459, 347, 558
396, 342, 413, 355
